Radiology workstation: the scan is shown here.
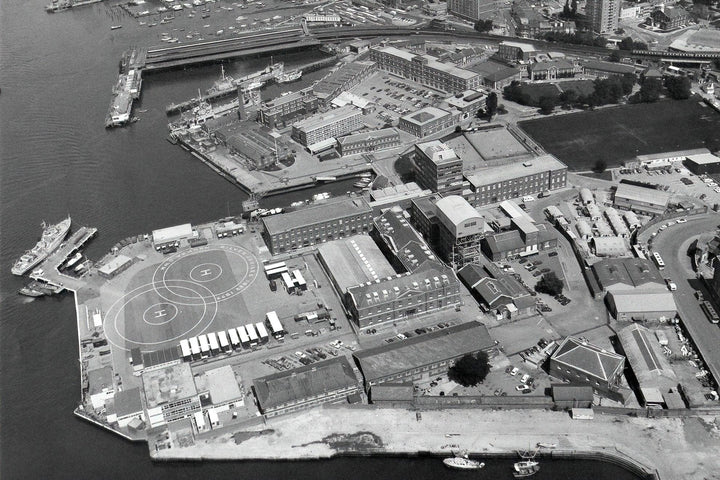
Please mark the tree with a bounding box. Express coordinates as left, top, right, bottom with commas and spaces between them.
593, 159, 607, 173
609, 51, 622, 63
535, 271, 564, 295
618, 37, 635, 51
485, 91, 498, 118
538, 96, 557, 114
562, 0, 571, 17
448, 352, 491, 387
638, 77, 662, 103
559, 88, 578, 107
570, 0, 577, 15
664, 76, 691, 100
474, 19, 493, 33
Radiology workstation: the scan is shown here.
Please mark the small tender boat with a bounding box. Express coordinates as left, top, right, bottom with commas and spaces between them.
513, 460, 540, 478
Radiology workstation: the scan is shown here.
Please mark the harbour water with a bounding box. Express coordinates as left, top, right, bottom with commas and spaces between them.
0, 1, 644, 478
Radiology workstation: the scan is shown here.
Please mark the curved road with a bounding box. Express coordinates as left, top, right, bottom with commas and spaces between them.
641, 213, 720, 389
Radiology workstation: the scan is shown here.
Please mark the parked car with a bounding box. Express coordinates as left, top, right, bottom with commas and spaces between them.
515, 384, 530, 391
510, 367, 519, 376
520, 374, 530, 384
533, 271, 542, 277
549, 251, 558, 257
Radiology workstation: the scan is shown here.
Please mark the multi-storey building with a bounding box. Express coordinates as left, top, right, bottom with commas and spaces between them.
649, 7, 690, 31
528, 59, 576, 81
414, 140, 464, 197
482, 217, 557, 260
463, 155, 568, 207
258, 87, 319, 129
446, 0, 484, 21
336, 128, 401, 156
345, 260, 462, 328
549, 337, 626, 397
586, 0, 620, 34
291, 105, 363, 147
369, 46, 482, 93
399, 106, 458, 138
261, 197, 372, 254
496, 41, 537, 62
410, 194, 442, 247
435, 195, 486, 268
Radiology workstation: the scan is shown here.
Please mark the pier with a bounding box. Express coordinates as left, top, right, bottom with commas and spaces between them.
29, 226, 98, 291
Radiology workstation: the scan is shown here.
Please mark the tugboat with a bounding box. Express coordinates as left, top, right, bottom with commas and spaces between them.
443, 450, 485, 470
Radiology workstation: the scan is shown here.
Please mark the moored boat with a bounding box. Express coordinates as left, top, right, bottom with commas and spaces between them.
19, 286, 45, 298
12, 217, 71, 276
513, 460, 540, 478
443, 456, 485, 470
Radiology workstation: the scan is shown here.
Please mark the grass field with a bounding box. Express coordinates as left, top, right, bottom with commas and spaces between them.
518, 100, 720, 171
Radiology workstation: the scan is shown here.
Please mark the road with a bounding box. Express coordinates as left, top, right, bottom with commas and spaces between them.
640, 213, 720, 389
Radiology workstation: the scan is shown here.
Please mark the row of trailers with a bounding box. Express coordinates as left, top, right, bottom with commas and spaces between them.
264, 261, 307, 293
178, 312, 286, 360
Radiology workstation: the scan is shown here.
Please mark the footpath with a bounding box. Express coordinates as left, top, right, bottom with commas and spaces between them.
154, 407, 720, 479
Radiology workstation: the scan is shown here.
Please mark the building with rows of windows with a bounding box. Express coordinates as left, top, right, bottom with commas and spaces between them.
414, 140, 464, 197
369, 46, 483, 93
291, 105, 363, 147
463, 154, 568, 207
353, 321, 495, 391
336, 128, 401, 156
261, 198, 373, 254
258, 87, 319, 129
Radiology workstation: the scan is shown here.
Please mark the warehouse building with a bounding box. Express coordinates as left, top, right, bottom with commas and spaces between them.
369, 182, 432, 212
336, 128, 401, 157
464, 155, 568, 207
98, 254, 133, 279
252, 357, 360, 417
353, 321, 495, 391
592, 258, 665, 293
548, 337, 626, 398
369, 383, 415, 406
317, 235, 397, 295
443, 89, 487, 117
613, 183, 670, 215
106, 387, 146, 428
346, 260, 462, 328
684, 152, 720, 175
496, 41, 537, 62
551, 384, 594, 409
262, 198, 372, 254
458, 263, 536, 318
399, 107, 458, 138
606, 291, 677, 321
414, 140, 464, 197
591, 236, 628, 257
194, 365, 244, 409
152, 223, 194, 248
312, 60, 376, 105
436, 195, 487, 268
291, 105, 363, 147
369, 46, 483, 93
616, 323, 682, 408
469, 61, 522, 89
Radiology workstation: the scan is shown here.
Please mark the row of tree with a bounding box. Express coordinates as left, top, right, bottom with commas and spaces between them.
543, 31, 608, 48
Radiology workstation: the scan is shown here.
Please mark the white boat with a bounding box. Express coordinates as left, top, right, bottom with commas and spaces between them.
443, 451, 485, 470
276, 69, 302, 83
513, 460, 540, 478
64, 252, 83, 269
536, 442, 557, 449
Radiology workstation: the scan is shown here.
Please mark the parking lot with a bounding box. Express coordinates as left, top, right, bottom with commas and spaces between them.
348, 72, 445, 129
614, 165, 718, 206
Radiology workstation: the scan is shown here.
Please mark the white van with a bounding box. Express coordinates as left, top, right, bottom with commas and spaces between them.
522, 195, 535, 202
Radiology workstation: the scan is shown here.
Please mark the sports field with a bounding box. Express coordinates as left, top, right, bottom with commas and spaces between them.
518, 100, 720, 170
103, 244, 259, 351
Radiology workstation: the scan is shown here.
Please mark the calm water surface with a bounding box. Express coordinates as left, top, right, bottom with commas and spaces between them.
0, 2, 643, 478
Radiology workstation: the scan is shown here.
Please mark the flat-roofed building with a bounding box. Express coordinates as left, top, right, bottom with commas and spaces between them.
464, 155, 568, 207
607, 291, 677, 321
497, 41, 537, 62
369, 46, 482, 93
458, 263, 536, 318
469, 61, 522, 89
107, 387, 146, 428
631, 148, 710, 169
152, 223, 194, 247
291, 105, 363, 147
369, 182, 432, 212
142, 363, 201, 427
414, 140, 464, 196
353, 321, 495, 390
369, 383, 415, 405
613, 183, 670, 215
436, 195, 486, 267
262, 197, 372, 254
586, 0, 621, 34
337, 128, 401, 156
549, 337, 625, 397
447, 0, 485, 21
443, 89, 487, 116
312, 60, 376, 105
258, 87, 319, 129
684, 152, 720, 175
616, 323, 681, 407
252, 357, 360, 417
194, 365, 243, 408
399, 107, 457, 138
317, 235, 397, 295
410, 194, 442, 247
